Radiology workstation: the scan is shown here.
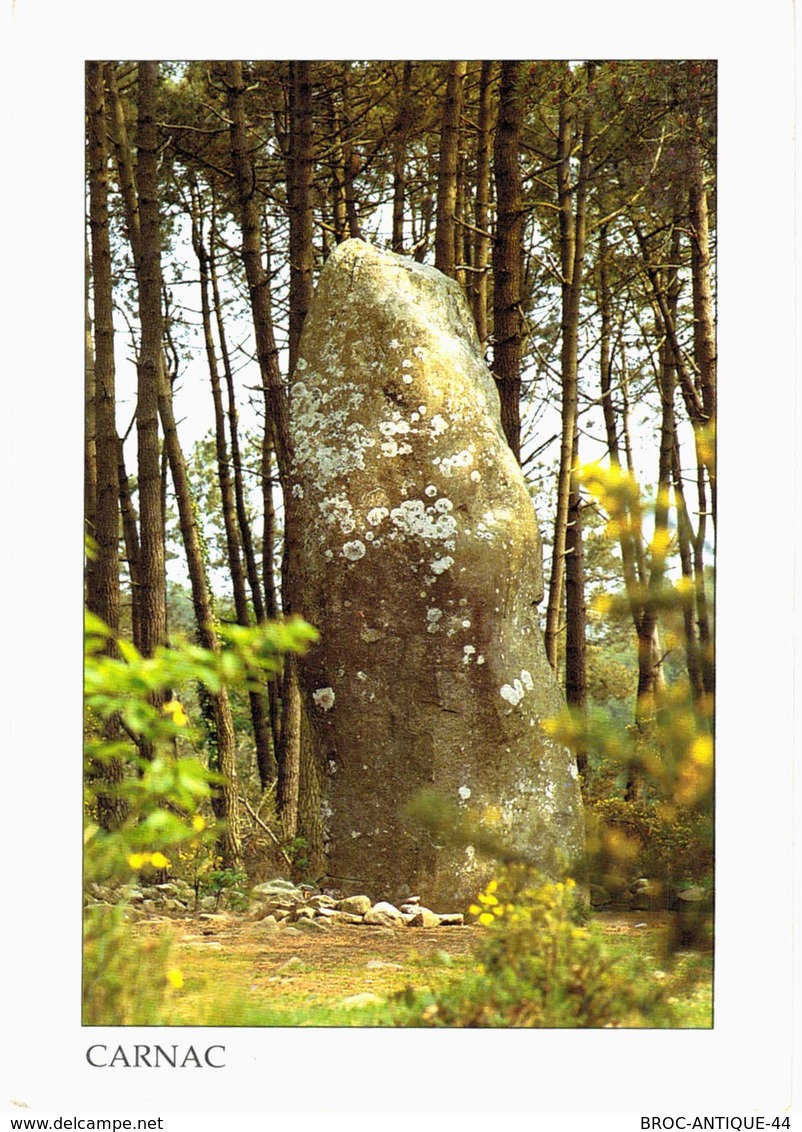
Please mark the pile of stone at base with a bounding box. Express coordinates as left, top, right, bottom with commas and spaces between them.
250, 878, 465, 932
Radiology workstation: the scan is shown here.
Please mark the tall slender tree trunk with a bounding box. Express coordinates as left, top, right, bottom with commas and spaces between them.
138, 62, 241, 865
340, 63, 362, 240
492, 60, 525, 460
434, 61, 466, 278
472, 60, 495, 346
191, 184, 274, 790
116, 435, 142, 650
688, 140, 717, 519
84, 236, 97, 569
287, 61, 315, 373
391, 62, 413, 254
545, 65, 592, 671
227, 60, 301, 841
86, 60, 127, 830
134, 62, 167, 666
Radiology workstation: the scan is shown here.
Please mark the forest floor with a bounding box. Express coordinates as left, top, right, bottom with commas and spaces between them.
132, 909, 712, 1028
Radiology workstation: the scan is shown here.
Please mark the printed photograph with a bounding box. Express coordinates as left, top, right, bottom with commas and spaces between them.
83, 59, 716, 1031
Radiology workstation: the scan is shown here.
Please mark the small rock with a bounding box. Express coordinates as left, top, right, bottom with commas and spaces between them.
293, 917, 331, 932
436, 913, 464, 926
340, 993, 382, 1008
365, 960, 402, 970
317, 909, 364, 925
364, 901, 405, 925
678, 885, 708, 903
282, 926, 303, 936
408, 907, 441, 928
363, 910, 399, 928
338, 894, 373, 916
278, 956, 306, 973
260, 915, 280, 932
308, 894, 338, 909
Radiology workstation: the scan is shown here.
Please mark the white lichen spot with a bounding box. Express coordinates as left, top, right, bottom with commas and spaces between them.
417, 405, 427, 415
426, 606, 443, 634
434, 497, 453, 513
429, 414, 448, 437
521, 669, 534, 691
379, 419, 411, 437
470, 470, 481, 483
410, 412, 420, 422
431, 555, 454, 575
402, 374, 414, 384
413, 346, 426, 360
461, 620, 471, 629
356, 671, 368, 681
320, 493, 356, 534
342, 540, 366, 561
295, 358, 308, 372
351, 830, 362, 839
389, 498, 457, 546
313, 687, 336, 711
389, 338, 400, 349
439, 449, 474, 475
366, 506, 389, 527
424, 484, 438, 497
500, 680, 525, 706
380, 439, 399, 458
458, 785, 472, 801
291, 483, 304, 499
462, 645, 476, 665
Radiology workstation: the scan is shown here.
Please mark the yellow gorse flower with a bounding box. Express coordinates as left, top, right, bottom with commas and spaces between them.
166, 968, 184, 989
163, 700, 189, 727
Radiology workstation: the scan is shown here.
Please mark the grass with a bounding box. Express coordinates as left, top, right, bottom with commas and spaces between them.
127, 910, 712, 1028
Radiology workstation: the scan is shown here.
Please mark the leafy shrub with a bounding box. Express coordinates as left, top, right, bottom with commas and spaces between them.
83, 609, 317, 1024
392, 868, 674, 1028
587, 797, 713, 896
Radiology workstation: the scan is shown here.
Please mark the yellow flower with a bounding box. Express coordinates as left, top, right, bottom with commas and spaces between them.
128, 853, 147, 870
150, 852, 170, 869
478, 912, 495, 927
163, 700, 189, 727
192, 815, 206, 832
468, 904, 481, 916
166, 968, 184, 989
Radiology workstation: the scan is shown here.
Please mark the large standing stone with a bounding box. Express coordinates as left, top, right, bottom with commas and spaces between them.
288, 239, 584, 909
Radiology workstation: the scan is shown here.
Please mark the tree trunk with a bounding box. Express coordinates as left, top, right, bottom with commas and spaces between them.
134, 62, 167, 665
391, 62, 413, 254
491, 60, 525, 461
191, 183, 274, 790
544, 65, 592, 670
688, 141, 717, 519
472, 60, 495, 346
86, 60, 127, 831
287, 61, 315, 372
434, 61, 466, 278
138, 63, 242, 865
227, 60, 301, 837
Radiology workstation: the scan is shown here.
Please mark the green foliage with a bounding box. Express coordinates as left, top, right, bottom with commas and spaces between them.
83, 608, 317, 1024
83, 904, 177, 1026
391, 869, 675, 1028
587, 797, 714, 895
